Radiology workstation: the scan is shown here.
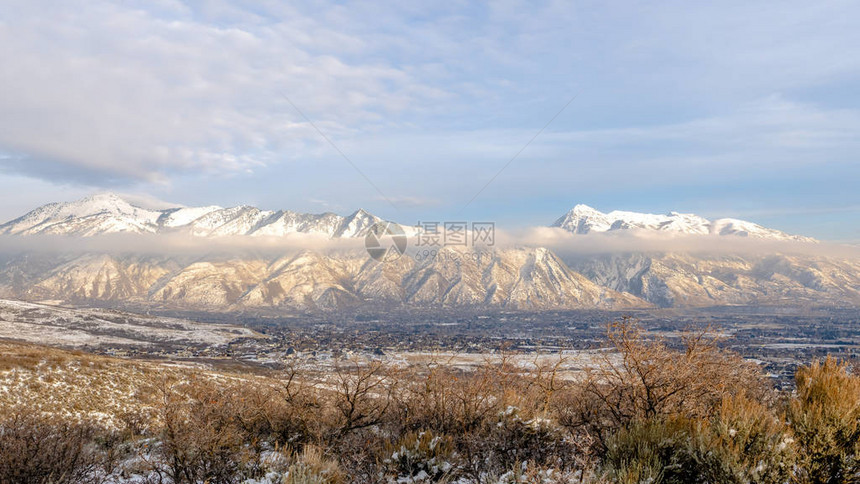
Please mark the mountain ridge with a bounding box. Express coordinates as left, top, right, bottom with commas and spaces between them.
0, 194, 819, 243
551, 204, 815, 242
0, 193, 384, 239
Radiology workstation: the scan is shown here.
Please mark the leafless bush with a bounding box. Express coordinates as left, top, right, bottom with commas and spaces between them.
0, 409, 103, 484
327, 357, 398, 436
146, 376, 260, 484
557, 318, 769, 451
266, 361, 323, 446
383, 352, 575, 481
456, 405, 575, 481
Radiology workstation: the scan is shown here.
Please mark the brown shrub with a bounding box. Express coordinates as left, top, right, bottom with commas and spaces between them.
789, 356, 860, 484
146, 376, 260, 484
694, 393, 795, 484
600, 393, 796, 484
384, 352, 574, 480
557, 318, 770, 451
326, 358, 399, 436
0, 409, 103, 484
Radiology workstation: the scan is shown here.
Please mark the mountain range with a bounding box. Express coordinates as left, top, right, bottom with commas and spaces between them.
1, 193, 815, 242
0, 193, 383, 238
0, 193, 856, 312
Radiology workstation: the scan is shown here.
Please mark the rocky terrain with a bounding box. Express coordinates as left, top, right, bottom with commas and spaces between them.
0, 247, 643, 311
565, 252, 860, 308
1, 247, 859, 312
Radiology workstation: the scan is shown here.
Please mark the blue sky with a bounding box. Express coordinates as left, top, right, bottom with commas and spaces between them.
1, 0, 858, 240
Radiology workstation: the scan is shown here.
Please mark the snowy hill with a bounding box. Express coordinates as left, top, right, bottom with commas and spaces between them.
0, 193, 384, 238
551, 204, 815, 242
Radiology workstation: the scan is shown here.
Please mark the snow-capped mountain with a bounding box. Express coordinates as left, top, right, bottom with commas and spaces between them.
551, 204, 815, 242
0, 193, 384, 238
1, 194, 820, 243
1, 194, 851, 313
1, 193, 164, 237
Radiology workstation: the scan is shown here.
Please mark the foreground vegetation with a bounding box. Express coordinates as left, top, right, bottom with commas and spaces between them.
1, 320, 859, 483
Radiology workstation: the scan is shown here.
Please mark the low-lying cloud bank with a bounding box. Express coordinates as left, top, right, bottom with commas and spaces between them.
507, 227, 860, 259
0, 227, 857, 260
0, 233, 366, 257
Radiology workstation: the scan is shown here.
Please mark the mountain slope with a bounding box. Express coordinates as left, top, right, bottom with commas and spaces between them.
567, 253, 860, 308
13, 247, 860, 311
0, 193, 162, 236
0, 248, 648, 311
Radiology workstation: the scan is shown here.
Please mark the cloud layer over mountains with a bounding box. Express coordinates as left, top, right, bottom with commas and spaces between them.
1, 193, 854, 259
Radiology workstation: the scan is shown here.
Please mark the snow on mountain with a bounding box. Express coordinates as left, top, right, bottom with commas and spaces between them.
552, 204, 815, 242
335, 209, 384, 238
566, 252, 860, 308
187, 205, 273, 236
158, 205, 223, 228
0, 193, 386, 239
12, 247, 647, 311
0, 193, 163, 236
248, 211, 343, 237
0, 194, 819, 244
551, 204, 615, 234
708, 218, 809, 240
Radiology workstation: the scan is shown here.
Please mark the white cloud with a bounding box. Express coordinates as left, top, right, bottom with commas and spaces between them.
1, 0, 859, 241
0, 0, 446, 183
374, 195, 440, 208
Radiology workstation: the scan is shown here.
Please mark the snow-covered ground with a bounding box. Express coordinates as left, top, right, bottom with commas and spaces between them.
0, 298, 257, 348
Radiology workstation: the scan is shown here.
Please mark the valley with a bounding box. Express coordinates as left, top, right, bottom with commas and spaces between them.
3, 297, 857, 389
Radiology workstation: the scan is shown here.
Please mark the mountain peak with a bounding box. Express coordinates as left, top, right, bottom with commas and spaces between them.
552, 205, 814, 242
73, 192, 138, 212
571, 204, 603, 215
82, 191, 126, 202
552, 204, 613, 234
335, 208, 381, 237
347, 208, 373, 218
0, 194, 387, 239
